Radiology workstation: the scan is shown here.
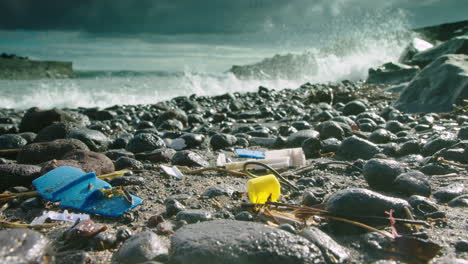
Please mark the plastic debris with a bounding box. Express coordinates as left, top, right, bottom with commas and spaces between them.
247, 174, 281, 204
226, 157, 290, 171
265, 148, 306, 167
216, 153, 227, 167
30, 210, 90, 225
161, 165, 184, 179
235, 149, 265, 159
32, 166, 143, 217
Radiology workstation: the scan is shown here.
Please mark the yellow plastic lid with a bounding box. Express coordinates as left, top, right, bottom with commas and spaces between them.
247, 174, 281, 204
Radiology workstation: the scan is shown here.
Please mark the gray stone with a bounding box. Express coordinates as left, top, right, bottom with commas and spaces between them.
170, 220, 324, 264
55, 250, 94, 264
325, 188, 410, 221
172, 150, 209, 167
202, 184, 237, 198
67, 128, 110, 152
422, 132, 458, 156
210, 133, 237, 150
342, 100, 367, 116
0, 164, 42, 189
40, 150, 114, 176
0, 134, 27, 149
126, 133, 166, 153
115, 156, 144, 170
109, 176, 145, 186
0, 229, 49, 263
395, 54, 468, 113
399, 37, 434, 65
35, 122, 79, 142
337, 136, 381, 160
17, 138, 89, 164
363, 159, 406, 191
408, 195, 439, 213
19, 107, 89, 133
114, 231, 169, 264
135, 148, 176, 163
393, 171, 431, 197
176, 209, 212, 224
299, 227, 349, 264
287, 129, 320, 148
433, 183, 466, 202
448, 194, 468, 207
368, 129, 396, 144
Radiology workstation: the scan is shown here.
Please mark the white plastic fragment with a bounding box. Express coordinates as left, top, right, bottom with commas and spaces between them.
164, 138, 187, 150
161, 165, 184, 179
224, 147, 306, 171
30, 210, 90, 225
216, 153, 227, 167
265, 148, 306, 167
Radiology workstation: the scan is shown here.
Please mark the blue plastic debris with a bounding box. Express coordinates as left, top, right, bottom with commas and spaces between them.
32, 166, 142, 217
235, 149, 265, 159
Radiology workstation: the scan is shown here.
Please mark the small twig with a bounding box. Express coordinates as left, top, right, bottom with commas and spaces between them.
0, 220, 58, 230
325, 215, 394, 239
437, 157, 468, 168
404, 207, 419, 233
0, 148, 20, 154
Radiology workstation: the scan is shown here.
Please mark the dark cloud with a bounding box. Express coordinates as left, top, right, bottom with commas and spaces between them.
0, 0, 466, 35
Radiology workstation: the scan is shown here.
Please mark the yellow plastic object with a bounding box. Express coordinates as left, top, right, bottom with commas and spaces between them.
247, 174, 281, 204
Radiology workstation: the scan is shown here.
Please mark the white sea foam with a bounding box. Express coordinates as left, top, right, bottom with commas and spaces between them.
0, 11, 412, 109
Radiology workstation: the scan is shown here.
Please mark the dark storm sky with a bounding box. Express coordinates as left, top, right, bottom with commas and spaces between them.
1, 0, 466, 35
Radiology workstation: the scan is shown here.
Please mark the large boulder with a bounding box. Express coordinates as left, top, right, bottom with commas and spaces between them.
40, 150, 115, 175
395, 54, 468, 113
0, 164, 41, 189
366, 62, 420, 85
398, 37, 434, 65
17, 138, 89, 164
170, 220, 324, 264
409, 36, 468, 68
66, 128, 111, 152
19, 107, 89, 133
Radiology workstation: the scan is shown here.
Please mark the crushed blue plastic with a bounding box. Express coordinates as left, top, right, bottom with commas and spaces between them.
32, 166, 142, 217
235, 149, 265, 159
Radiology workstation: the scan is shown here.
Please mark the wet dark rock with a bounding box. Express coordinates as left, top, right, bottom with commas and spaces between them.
455, 240, 468, 252
433, 183, 466, 202
436, 148, 465, 163
19, 108, 89, 133
17, 138, 89, 164
419, 163, 455, 175
180, 133, 205, 148
55, 250, 94, 264
398, 37, 434, 65
175, 209, 212, 223
0, 229, 49, 263
105, 149, 135, 161
318, 121, 345, 140
170, 220, 324, 264
137, 121, 155, 129
172, 150, 209, 167
109, 176, 145, 186
20, 197, 42, 209
113, 231, 169, 264
301, 136, 322, 159
279, 125, 298, 137
302, 190, 322, 206
393, 171, 431, 196
278, 224, 296, 234
337, 136, 381, 160
367, 62, 419, 85
40, 150, 114, 175
19, 132, 36, 143
397, 140, 421, 156
210, 133, 237, 150
135, 149, 176, 163
126, 133, 166, 153
35, 122, 79, 142
421, 132, 458, 156
287, 129, 320, 148
115, 156, 144, 170
342, 100, 367, 116
362, 159, 406, 190
299, 227, 350, 264
202, 184, 237, 198
166, 200, 186, 217
325, 188, 410, 222
234, 211, 254, 221
158, 119, 184, 131
447, 194, 468, 207
111, 133, 134, 149
395, 54, 468, 113
368, 129, 395, 144
155, 109, 188, 127
116, 227, 133, 242
385, 120, 408, 134
0, 164, 41, 189
67, 128, 110, 152
457, 126, 468, 140
321, 138, 341, 153
89, 231, 118, 250
0, 134, 27, 149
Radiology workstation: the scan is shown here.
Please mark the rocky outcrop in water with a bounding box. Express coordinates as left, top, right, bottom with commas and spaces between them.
0, 53, 74, 79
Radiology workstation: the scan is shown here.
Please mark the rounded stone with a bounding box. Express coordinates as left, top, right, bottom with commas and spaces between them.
393, 171, 431, 197
170, 220, 324, 264
126, 133, 166, 153
363, 159, 406, 191
287, 129, 320, 148
0, 134, 27, 149
0, 229, 49, 263
175, 209, 212, 224
337, 136, 381, 160
114, 231, 169, 264
210, 133, 237, 150
342, 100, 367, 116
